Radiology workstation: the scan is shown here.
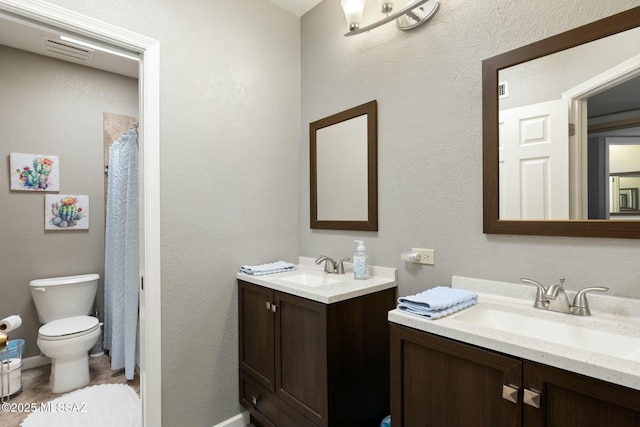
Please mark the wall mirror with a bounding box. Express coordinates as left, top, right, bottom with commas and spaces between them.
483, 6, 640, 238
310, 100, 378, 231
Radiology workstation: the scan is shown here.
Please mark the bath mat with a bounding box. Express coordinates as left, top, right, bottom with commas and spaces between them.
21, 383, 140, 427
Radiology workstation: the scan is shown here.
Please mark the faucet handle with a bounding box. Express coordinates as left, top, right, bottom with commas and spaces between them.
520, 278, 549, 309
315, 255, 337, 273
336, 258, 351, 275
571, 287, 609, 316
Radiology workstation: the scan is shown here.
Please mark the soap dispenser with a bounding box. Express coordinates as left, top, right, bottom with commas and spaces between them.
353, 240, 369, 280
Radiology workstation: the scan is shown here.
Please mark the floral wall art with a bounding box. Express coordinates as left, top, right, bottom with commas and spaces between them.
45, 195, 89, 230
10, 152, 60, 191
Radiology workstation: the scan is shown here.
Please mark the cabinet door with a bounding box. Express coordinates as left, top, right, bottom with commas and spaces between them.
239, 281, 275, 392
390, 324, 522, 427
275, 291, 327, 426
524, 361, 640, 427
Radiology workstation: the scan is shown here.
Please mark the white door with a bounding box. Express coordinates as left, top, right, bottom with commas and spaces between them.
499, 99, 569, 219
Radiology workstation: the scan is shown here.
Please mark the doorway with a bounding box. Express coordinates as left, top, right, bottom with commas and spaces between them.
0, 1, 161, 425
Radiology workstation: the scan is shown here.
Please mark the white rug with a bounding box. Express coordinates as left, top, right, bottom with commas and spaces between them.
21, 384, 140, 427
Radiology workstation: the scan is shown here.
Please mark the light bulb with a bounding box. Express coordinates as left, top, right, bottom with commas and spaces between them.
341, 0, 366, 31
377, 0, 393, 13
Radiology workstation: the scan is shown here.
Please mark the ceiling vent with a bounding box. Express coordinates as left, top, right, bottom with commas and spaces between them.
498, 81, 509, 99
41, 35, 95, 63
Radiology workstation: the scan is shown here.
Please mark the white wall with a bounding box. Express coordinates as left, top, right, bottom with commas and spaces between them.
500, 26, 640, 110
0, 45, 138, 358
300, 1, 640, 300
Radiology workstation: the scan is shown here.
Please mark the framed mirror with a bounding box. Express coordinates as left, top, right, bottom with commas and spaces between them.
310, 100, 378, 231
483, 6, 640, 238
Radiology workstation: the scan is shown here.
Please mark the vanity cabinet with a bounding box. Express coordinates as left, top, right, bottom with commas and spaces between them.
390, 323, 640, 427
239, 279, 396, 427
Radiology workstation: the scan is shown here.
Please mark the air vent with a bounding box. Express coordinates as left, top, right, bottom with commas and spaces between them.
41, 35, 95, 63
498, 81, 509, 99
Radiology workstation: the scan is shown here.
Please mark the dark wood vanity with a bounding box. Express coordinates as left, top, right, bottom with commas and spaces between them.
390, 323, 640, 427
238, 279, 396, 427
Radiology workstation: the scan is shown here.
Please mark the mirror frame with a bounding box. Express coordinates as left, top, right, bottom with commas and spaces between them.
310, 100, 378, 231
483, 6, 640, 239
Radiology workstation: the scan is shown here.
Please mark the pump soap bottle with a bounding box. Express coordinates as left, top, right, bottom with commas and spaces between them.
353, 240, 369, 280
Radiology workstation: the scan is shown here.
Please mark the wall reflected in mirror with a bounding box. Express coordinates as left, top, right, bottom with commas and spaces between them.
310, 100, 378, 231
498, 25, 640, 221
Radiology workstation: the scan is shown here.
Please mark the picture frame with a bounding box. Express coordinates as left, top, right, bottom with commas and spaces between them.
45, 195, 89, 230
10, 152, 60, 192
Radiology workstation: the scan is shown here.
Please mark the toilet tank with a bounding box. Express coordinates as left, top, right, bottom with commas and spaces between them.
30, 274, 99, 323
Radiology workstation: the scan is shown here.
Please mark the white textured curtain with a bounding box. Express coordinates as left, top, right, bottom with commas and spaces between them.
104, 127, 139, 380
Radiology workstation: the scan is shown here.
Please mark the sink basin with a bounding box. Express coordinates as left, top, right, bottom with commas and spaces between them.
454, 304, 640, 363
279, 273, 342, 288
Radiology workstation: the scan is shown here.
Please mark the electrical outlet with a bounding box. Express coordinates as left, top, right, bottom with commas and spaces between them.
412, 248, 435, 265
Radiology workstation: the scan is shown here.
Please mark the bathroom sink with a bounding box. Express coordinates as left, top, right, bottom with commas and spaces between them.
454, 304, 640, 363
279, 273, 342, 288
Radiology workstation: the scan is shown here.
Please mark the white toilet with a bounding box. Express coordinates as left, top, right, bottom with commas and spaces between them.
30, 274, 101, 393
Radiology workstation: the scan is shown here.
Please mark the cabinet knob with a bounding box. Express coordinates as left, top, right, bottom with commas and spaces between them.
524, 388, 541, 408
265, 302, 272, 310
271, 304, 278, 313
251, 395, 259, 406
502, 384, 519, 404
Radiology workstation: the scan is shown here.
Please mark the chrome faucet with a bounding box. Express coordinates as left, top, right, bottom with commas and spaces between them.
520, 277, 609, 316
545, 277, 573, 314
315, 256, 351, 274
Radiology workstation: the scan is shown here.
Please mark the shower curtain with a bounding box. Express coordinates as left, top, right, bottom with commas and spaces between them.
104, 127, 139, 380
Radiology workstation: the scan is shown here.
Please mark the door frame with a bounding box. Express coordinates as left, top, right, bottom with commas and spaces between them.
563, 52, 640, 219
0, 1, 162, 425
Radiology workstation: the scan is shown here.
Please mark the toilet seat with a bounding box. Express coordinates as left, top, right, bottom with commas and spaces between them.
38, 316, 99, 341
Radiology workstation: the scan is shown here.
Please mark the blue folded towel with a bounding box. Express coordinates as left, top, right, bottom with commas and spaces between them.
240, 260, 295, 276
398, 286, 477, 319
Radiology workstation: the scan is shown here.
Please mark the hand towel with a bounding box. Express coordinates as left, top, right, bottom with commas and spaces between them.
240, 260, 295, 276
398, 298, 477, 319
398, 286, 477, 311
397, 286, 478, 319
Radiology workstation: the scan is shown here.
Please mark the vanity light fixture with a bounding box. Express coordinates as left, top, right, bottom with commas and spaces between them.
341, 0, 439, 37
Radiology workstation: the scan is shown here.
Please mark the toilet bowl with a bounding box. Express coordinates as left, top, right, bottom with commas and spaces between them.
37, 316, 100, 393
30, 274, 101, 393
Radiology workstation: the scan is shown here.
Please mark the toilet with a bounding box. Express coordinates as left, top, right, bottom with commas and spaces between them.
30, 274, 101, 393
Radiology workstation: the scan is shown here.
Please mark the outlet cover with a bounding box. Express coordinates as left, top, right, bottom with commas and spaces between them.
412, 248, 435, 265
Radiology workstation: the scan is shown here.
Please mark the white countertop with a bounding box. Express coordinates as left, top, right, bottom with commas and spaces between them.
237, 257, 397, 304
388, 276, 640, 391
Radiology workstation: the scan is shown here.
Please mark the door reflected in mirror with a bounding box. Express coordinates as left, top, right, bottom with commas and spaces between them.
497, 26, 640, 221
483, 6, 640, 238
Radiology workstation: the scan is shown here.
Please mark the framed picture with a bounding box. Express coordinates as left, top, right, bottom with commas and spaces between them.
45, 195, 89, 230
10, 152, 60, 191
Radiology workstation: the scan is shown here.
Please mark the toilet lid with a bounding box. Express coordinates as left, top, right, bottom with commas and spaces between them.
39, 316, 99, 340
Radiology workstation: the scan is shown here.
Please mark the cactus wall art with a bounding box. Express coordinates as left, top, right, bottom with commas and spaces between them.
10, 152, 60, 191
45, 195, 89, 230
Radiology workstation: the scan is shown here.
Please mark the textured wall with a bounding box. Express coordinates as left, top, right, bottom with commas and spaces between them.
301, 1, 640, 298
41, 0, 301, 425
0, 45, 137, 358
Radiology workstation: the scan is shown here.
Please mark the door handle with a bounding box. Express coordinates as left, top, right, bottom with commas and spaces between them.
502, 384, 519, 404
524, 388, 541, 408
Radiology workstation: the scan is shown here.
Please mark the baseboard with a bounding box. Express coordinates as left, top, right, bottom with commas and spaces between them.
212, 411, 250, 427
22, 355, 51, 370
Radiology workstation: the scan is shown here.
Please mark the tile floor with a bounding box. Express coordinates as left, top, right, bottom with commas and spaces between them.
2, 354, 140, 426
